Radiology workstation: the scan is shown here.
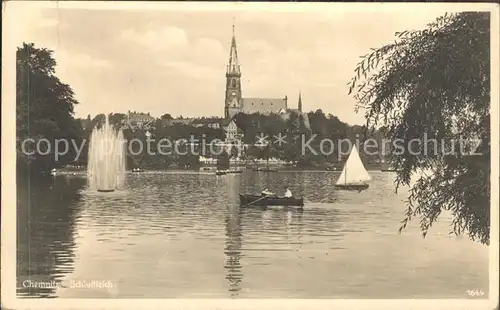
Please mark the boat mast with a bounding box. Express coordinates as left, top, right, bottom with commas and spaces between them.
344, 148, 349, 185
344, 157, 347, 185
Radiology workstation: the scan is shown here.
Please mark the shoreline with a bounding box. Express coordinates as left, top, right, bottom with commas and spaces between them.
52, 167, 395, 175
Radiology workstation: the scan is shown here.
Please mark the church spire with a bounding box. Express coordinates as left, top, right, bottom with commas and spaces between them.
227, 20, 241, 76
298, 90, 302, 112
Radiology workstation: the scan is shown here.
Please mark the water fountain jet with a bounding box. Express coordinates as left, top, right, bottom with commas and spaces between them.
87, 115, 126, 192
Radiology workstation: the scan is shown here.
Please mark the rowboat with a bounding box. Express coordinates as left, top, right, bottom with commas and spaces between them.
239, 194, 304, 207
252, 167, 279, 172
215, 170, 227, 176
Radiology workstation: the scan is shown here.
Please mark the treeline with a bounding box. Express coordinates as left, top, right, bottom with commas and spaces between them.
232, 111, 385, 167
77, 109, 386, 169
16, 42, 386, 175
79, 113, 226, 169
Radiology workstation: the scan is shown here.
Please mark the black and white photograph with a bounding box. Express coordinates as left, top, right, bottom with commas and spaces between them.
1, 2, 499, 309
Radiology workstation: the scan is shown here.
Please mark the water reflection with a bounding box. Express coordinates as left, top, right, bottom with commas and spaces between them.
224, 174, 243, 296
224, 205, 243, 297
15, 171, 489, 298
17, 175, 85, 297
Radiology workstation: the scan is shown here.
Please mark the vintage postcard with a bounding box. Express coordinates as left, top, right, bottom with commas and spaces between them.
1, 1, 499, 309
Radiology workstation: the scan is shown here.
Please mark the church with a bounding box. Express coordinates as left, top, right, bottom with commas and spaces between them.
223, 25, 310, 129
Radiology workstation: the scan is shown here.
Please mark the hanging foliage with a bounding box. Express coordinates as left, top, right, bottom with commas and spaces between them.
349, 12, 491, 244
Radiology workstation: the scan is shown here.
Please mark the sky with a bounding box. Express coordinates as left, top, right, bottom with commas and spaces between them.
11, 2, 462, 125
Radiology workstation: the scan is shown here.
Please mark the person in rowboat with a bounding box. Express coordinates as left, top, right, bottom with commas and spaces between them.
261, 188, 275, 196
284, 186, 293, 198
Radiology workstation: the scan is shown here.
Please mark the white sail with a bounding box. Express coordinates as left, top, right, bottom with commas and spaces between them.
336, 145, 372, 185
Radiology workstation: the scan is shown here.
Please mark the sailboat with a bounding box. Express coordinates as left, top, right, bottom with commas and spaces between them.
334, 145, 371, 191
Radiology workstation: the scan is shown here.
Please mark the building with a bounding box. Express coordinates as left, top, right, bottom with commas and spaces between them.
223, 25, 287, 118
279, 91, 311, 129
125, 111, 155, 130
223, 24, 310, 130
191, 117, 223, 129
162, 118, 194, 126
222, 118, 244, 143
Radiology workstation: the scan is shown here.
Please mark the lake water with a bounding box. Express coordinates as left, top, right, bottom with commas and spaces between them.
16, 171, 489, 298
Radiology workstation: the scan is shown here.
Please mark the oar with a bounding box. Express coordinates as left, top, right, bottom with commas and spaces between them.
242, 195, 269, 207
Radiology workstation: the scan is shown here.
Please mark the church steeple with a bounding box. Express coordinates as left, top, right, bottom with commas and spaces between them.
298, 90, 302, 112
224, 20, 242, 119
227, 20, 240, 76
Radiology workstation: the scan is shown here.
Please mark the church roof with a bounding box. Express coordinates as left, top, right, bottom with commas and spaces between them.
241, 98, 287, 115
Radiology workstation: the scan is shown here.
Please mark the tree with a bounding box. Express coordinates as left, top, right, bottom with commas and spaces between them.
349, 12, 490, 244
217, 150, 230, 170
17, 43, 81, 176
108, 113, 127, 127
161, 113, 173, 120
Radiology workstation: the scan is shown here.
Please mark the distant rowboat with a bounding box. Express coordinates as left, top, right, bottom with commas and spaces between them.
252, 167, 278, 172
97, 189, 115, 193
239, 194, 304, 207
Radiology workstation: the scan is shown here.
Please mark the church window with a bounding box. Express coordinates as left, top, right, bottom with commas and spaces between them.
232, 79, 236, 87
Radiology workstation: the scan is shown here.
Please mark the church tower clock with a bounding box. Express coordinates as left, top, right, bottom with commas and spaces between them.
224, 24, 242, 119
